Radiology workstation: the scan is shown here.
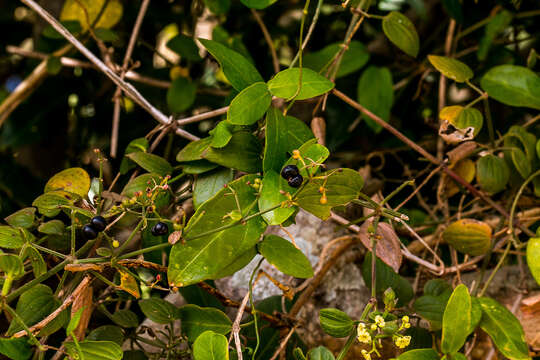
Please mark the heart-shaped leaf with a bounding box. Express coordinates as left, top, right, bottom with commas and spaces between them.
476, 154, 510, 193
319, 308, 354, 338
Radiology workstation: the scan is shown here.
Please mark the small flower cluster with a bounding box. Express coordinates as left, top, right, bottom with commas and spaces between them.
357, 314, 412, 359
110, 175, 171, 214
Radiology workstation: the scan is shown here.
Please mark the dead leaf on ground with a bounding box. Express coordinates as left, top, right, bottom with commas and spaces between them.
519, 292, 540, 350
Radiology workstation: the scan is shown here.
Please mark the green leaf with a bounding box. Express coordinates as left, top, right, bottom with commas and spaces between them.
259, 235, 313, 278
0, 253, 24, 279
204, 0, 230, 14
396, 349, 440, 360
240, 0, 277, 9
527, 237, 540, 286
5, 208, 36, 228
193, 331, 229, 360
46, 56, 62, 75
258, 171, 296, 225
308, 346, 336, 360
476, 154, 510, 193
267, 68, 335, 100
441, 284, 471, 354
139, 298, 179, 324
67, 307, 84, 334
203, 131, 262, 173
177, 137, 214, 162
120, 137, 149, 174
319, 308, 354, 338
167, 34, 203, 61
7, 284, 57, 335
199, 38, 263, 91
60, 0, 123, 30
303, 41, 369, 78
440, 106, 483, 137
0, 226, 26, 249
414, 295, 449, 324
94, 28, 119, 42
38, 220, 65, 235
477, 297, 530, 360
45, 167, 91, 198
382, 12, 420, 57
193, 168, 233, 209
167, 76, 197, 113
263, 107, 314, 173
178, 304, 232, 340
43, 20, 82, 39
168, 175, 267, 287
480, 65, 540, 110
87, 326, 124, 346
0, 338, 32, 360
285, 139, 329, 177
181, 160, 219, 174
209, 121, 233, 148
296, 168, 363, 220
65, 340, 123, 360
177, 281, 225, 310
111, 309, 139, 328
428, 55, 473, 83
21, 246, 47, 277
362, 253, 413, 306
227, 82, 272, 125
357, 66, 393, 133
32, 191, 79, 217
126, 152, 173, 177
478, 10, 513, 61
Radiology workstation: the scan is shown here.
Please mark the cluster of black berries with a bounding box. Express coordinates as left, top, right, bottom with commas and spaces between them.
82, 216, 107, 240
151, 222, 169, 236
281, 165, 303, 188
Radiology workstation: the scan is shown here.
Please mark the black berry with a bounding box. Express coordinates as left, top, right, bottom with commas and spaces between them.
90, 216, 107, 232
82, 225, 98, 240
151, 222, 169, 236
281, 165, 299, 180
288, 175, 303, 188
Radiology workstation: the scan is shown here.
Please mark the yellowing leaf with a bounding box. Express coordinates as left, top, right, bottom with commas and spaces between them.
117, 269, 140, 298
60, 0, 123, 31
443, 219, 492, 256
428, 55, 473, 83
44, 168, 90, 198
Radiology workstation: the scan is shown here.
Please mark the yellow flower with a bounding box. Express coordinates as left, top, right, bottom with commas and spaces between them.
370, 324, 378, 331
395, 335, 411, 349
374, 315, 385, 328
357, 323, 372, 344
361, 350, 371, 360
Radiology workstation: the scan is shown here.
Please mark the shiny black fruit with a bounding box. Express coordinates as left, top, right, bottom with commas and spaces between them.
90, 216, 107, 232
151, 222, 169, 236
281, 165, 299, 180
82, 224, 98, 239
288, 175, 303, 188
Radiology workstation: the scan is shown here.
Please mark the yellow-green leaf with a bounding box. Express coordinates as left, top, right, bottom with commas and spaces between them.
428, 55, 473, 82
441, 284, 471, 354
527, 237, 540, 286
476, 154, 510, 194
442, 219, 492, 256
382, 12, 420, 57
267, 68, 334, 100
44, 167, 91, 198
60, 0, 123, 31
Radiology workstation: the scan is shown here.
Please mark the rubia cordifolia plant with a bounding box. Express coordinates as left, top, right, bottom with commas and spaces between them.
1, 0, 540, 359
